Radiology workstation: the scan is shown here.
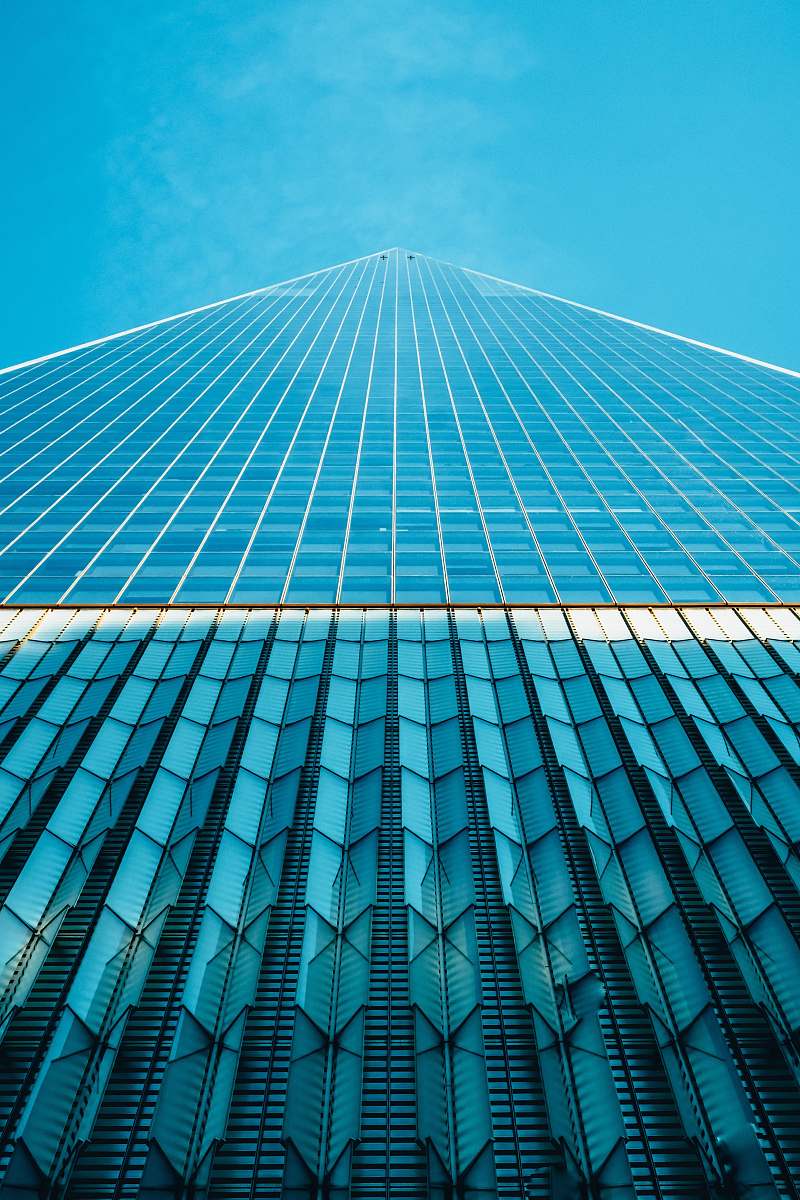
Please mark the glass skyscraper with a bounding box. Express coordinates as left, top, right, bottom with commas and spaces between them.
0, 249, 798, 1198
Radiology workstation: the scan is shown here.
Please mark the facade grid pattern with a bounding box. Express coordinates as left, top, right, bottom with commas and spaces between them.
2, 250, 800, 607
1, 250, 799, 1199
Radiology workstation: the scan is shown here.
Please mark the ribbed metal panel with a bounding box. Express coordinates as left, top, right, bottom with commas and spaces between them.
0, 605, 798, 1198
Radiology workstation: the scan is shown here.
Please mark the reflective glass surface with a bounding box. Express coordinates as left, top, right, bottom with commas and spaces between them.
1, 248, 799, 605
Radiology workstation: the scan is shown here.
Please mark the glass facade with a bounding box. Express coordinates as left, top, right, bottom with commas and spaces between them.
0, 252, 799, 1199
1, 249, 799, 607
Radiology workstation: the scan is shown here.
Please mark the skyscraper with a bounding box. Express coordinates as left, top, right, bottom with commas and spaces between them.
0, 248, 798, 1198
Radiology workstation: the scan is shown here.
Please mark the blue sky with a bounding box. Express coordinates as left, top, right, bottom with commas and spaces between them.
2, 1, 798, 369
